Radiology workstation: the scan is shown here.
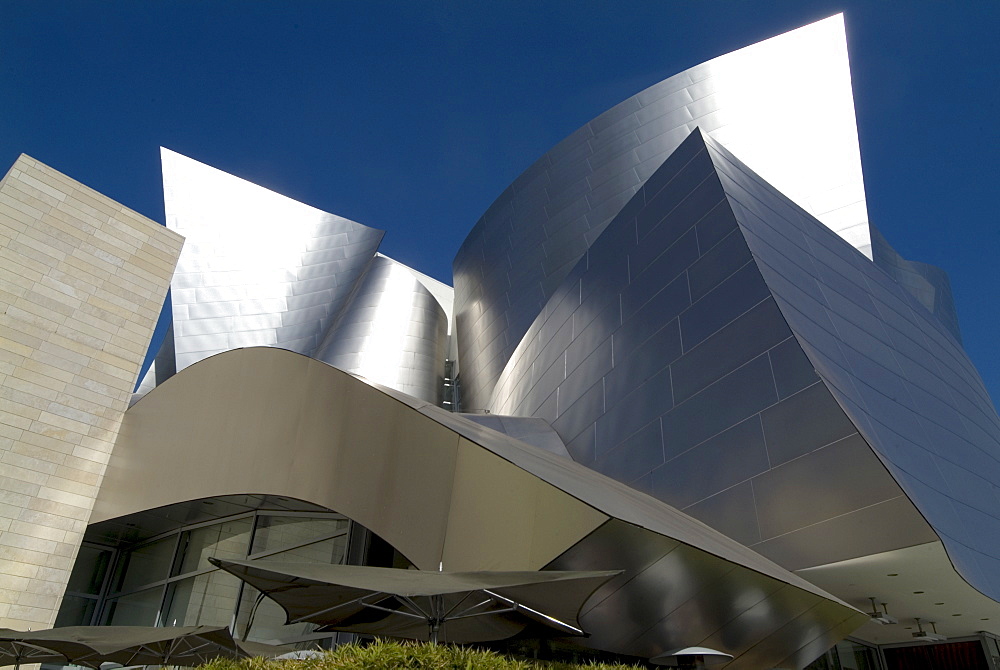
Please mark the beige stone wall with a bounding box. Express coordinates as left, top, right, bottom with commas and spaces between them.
0, 154, 183, 629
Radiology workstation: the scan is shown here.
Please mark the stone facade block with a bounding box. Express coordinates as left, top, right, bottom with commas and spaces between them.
0, 154, 183, 629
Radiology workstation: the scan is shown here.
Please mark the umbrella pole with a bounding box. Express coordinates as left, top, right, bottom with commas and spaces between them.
429, 594, 443, 645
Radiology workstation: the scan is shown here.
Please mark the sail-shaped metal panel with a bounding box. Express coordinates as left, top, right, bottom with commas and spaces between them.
704, 131, 1000, 601
487, 129, 938, 575
490, 125, 1000, 603
99, 346, 866, 666
161, 148, 384, 371
453, 14, 869, 410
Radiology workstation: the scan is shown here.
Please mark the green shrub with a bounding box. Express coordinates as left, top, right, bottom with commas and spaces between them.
199, 640, 642, 670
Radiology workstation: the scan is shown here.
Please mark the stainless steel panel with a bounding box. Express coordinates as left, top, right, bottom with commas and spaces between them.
652, 417, 769, 510
542, 519, 862, 666
482, 125, 1000, 615
629, 223, 699, 284
595, 367, 673, 455
458, 415, 572, 459
552, 379, 605, 446
637, 169, 726, 243
670, 297, 789, 404
591, 419, 663, 484
161, 148, 384, 369
752, 434, 898, 539
871, 223, 963, 342
617, 273, 690, 346
687, 227, 754, 300
703, 131, 1000, 597
566, 424, 597, 465
760, 381, 859, 466
315, 255, 449, 404
605, 320, 681, 401
558, 337, 612, 411
680, 481, 763, 547
768, 336, 821, 399
622, 231, 698, 318
752, 496, 937, 571
678, 262, 771, 347
661, 353, 778, 459
160, 149, 454, 404
454, 14, 871, 410
566, 312, 618, 376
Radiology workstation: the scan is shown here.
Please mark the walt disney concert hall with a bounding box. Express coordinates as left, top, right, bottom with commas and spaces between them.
3, 13, 1000, 670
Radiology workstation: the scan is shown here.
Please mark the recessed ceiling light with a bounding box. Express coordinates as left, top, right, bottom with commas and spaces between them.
913, 591, 924, 594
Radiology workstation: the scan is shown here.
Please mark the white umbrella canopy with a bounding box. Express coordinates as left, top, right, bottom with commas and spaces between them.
209, 558, 621, 644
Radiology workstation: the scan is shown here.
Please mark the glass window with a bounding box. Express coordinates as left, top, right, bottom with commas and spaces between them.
265, 535, 348, 565
250, 516, 348, 556
66, 545, 112, 595
835, 640, 881, 670
55, 595, 98, 627
162, 571, 242, 627
103, 587, 163, 625
112, 537, 175, 594
176, 518, 253, 575
64, 508, 355, 646
234, 585, 317, 644
803, 648, 841, 670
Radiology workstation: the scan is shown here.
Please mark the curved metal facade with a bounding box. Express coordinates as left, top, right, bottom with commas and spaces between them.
9, 12, 1000, 663
314, 254, 449, 403
706, 133, 1000, 600
870, 223, 963, 343
158, 149, 453, 404
99, 346, 866, 666
161, 148, 385, 371
488, 130, 935, 571
458, 414, 571, 459
489, 127, 1000, 606
453, 13, 869, 410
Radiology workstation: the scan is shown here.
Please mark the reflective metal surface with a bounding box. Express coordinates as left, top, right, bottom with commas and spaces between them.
458, 414, 571, 459
99, 346, 865, 666
161, 147, 385, 371
453, 13, 869, 410
314, 254, 449, 403
703, 132, 1000, 600
487, 130, 940, 578
870, 223, 963, 343
158, 149, 454, 404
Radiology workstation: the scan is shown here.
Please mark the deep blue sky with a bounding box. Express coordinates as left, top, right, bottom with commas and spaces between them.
4, 1, 998, 405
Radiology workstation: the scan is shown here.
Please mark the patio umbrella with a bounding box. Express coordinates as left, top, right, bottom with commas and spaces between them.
650, 647, 734, 668
209, 558, 621, 644
4, 625, 260, 667
0, 629, 99, 669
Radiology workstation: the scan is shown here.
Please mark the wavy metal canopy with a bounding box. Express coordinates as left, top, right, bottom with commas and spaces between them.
98, 347, 866, 667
